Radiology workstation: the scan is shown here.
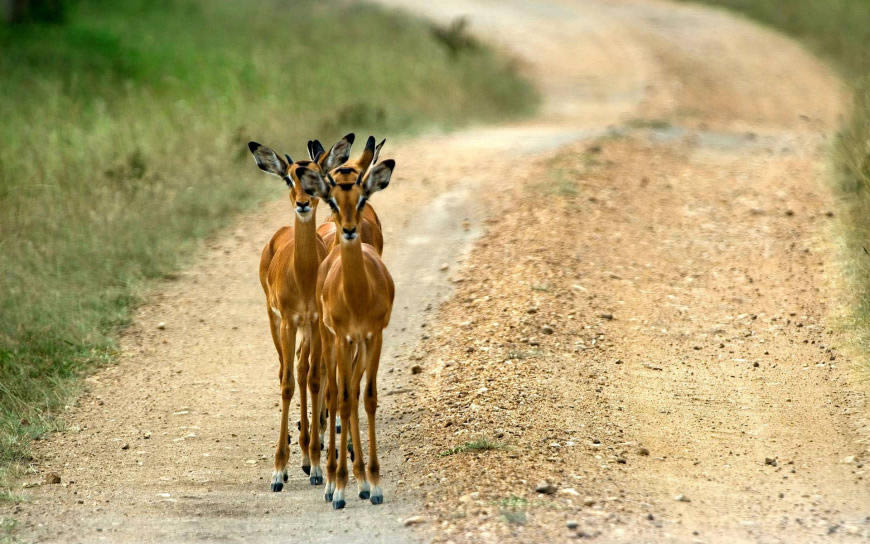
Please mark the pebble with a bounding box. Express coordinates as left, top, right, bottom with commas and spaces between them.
403, 515, 426, 526
411, 365, 422, 375
637, 447, 650, 456
842, 455, 855, 464
558, 487, 580, 496
542, 325, 555, 335
765, 457, 777, 467
675, 494, 690, 502
583, 498, 596, 506
157, 322, 166, 330
536, 481, 557, 494
566, 520, 579, 529
598, 313, 614, 320
439, 263, 449, 272
44, 472, 61, 485
121, 443, 130, 450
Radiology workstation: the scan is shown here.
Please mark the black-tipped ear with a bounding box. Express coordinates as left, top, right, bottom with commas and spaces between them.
320, 133, 355, 172
311, 140, 325, 163
284, 153, 293, 165
248, 141, 289, 177
362, 159, 394, 196
296, 165, 330, 199
371, 138, 386, 167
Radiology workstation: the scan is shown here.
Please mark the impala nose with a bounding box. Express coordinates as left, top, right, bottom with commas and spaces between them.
342, 227, 357, 240
296, 201, 310, 213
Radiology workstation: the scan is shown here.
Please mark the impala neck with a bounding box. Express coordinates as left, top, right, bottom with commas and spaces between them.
292, 213, 319, 284
339, 236, 370, 306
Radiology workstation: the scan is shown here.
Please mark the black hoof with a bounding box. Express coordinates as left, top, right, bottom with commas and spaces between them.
271, 482, 283, 492
333, 499, 346, 510
302, 465, 311, 476
283, 473, 288, 483
321, 442, 325, 451
325, 492, 333, 502
297, 420, 301, 431
359, 490, 370, 500
310, 474, 323, 486
371, 495, 383, 505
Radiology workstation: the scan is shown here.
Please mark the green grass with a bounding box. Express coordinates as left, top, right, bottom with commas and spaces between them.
438, 438, 507, 457
0, 0, 536, 495
682, 0, 870, 366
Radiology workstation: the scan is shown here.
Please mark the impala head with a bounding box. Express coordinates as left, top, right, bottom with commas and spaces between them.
300, 139, 395, 243
247, 134, 355, 222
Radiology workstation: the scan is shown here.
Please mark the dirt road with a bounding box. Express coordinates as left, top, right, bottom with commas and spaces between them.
8, 0, 866, 542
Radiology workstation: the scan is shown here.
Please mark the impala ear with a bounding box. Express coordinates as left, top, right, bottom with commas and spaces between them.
371, 138, 386, 168
248, 141, 290, 177
307, 140, 326, 162
319, 133, 355, 172
362, 159, 394, 197
357, 135, 377, 173
295, 166, 330, 199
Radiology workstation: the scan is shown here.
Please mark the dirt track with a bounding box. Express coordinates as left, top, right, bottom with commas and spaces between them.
7, 0, 868, 542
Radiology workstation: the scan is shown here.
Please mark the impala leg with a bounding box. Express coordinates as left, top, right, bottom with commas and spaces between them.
349, 378, 369, 500
266, 304, 283, 379
307, 325, 324, 486
297, 326, 311, 475
333, 340, 352, 510
272, 320, 297, 492
324, 328, 338, 503
364, 333, 383, 505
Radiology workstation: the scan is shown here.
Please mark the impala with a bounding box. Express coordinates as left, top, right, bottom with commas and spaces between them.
301, 156, 396, 509
247, 134, 353, 491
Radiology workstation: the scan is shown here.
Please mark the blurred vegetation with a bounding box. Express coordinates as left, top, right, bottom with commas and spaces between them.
0, 0, 536, 490
685, 0, 870, 363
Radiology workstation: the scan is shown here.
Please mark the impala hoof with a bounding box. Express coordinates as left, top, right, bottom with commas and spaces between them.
310, 474, 323, 486
333, 499, 346, 510
283, 473, 288, 483
302, 464, 311, 476
370, 486, 383, 505
359, 490, 370, 500
271, 482, 283, 492
325, 491, 333, 502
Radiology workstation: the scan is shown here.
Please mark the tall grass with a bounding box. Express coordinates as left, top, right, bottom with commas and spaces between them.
0, 0, 536, 486
684, 0, 870, 364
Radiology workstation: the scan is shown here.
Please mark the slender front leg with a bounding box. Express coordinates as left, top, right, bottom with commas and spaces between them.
364, 333, 384, 504
297, 325, 311, 475
349, 380, 368, 500
272, 319, 297, 492
333, 339, 352, 510
323, 327, 338, 503
307, 324, 324, 485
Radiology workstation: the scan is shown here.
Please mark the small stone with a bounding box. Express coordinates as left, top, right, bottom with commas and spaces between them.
558, 487, 580, 496
583, 498, 596, 507
765, 457, 777, 467
527, 307, 538, 314
157, 322, 166, 330
616, 458, 627, 464
646, 513, 654, 520
411, 365, 422, 375
535, 481, 557, 494
143, 431, 151, 439
44, 472, 61, 485
598, 313, 613, 320
542, 325, 555, 335
675, 494, 690, 502
637, 447, 650, 456
121, 443, 130, 450
404, 515, 426, 526
785, 209, 794, 216
439, 263, 449, 271
566, 520, 579, 529
842, 455, 856, 464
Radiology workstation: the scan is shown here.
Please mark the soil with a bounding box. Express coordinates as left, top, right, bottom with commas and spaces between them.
7, 0, 867, 543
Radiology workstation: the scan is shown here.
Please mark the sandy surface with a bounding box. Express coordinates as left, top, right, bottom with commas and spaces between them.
6, 0, 866, 542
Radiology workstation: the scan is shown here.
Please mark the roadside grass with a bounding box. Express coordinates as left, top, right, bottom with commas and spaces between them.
438, 438, 507, 457
0, 0, 536, 495
686, 0, 870, 369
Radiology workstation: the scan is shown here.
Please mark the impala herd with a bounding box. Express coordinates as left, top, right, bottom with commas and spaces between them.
247, 134, 395, 510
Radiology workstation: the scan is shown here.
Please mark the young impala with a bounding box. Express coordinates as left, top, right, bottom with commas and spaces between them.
247, 134, 353, 491
301, 156, 396, 509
